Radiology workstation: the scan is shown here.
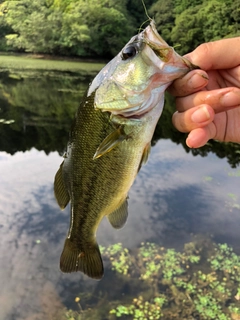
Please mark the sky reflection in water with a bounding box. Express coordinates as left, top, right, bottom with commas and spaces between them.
0, 62, 240, 319
1, 140, 240, 319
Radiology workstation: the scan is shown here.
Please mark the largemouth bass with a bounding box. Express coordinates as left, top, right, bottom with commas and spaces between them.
54, 20, 196, 279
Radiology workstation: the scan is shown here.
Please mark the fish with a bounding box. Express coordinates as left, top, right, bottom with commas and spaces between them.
54, 20, 196, 280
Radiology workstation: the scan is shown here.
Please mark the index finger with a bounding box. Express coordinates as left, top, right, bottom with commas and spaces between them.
168, 70, 209, 97
176, 87, 240, 113
185, 37, 240, 70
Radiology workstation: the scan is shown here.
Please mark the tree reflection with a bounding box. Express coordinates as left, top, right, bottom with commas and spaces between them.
0, 70, 239, 167
0, 70, 90, 154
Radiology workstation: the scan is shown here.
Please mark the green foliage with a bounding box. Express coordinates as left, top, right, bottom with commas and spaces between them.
3, 0, 64, 53
208, 243, 240, 278
138, 242, 162, 280
68, 0, 133, 57
0, 58, 103, 155
198, 1, 235, 41
0, 7, 12, 50
64, 309, 82, 320
101, 243, 132, 275
170, 5, 205, 55
110, 295, 166, 319
99, 238, 240, 319
149, 0, 175, 45
0, 0, 239, 57
126, 0, 155, 27
0, 0, 133, 57
137, 241, 200, 281
174, 0, 204, 14
194, 292, 230, 320
48, 238, 240, 319
1, 57, 239, 166
162, 249, 186, 280
153, 0, 240, 55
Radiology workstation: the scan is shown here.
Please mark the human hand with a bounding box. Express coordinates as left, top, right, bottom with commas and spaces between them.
169, 37, 240, 148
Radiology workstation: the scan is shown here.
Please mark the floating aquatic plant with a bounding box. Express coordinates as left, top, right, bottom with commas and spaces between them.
101, 243, 132, 276
194, 292, 230, 320
209, 243, 240, 279
109, 295, 166, 320
60, 237, 240, 320
105, 239, 240, 319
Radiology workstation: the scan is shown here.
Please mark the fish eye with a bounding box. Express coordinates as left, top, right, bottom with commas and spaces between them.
121, 45, 137, 60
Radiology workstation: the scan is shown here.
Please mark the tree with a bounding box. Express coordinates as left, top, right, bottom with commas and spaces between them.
3, 0, 63, 53
126, 0, 156, 28
0, 0, 239, 58
149, 0, 175, 45
230, 0, 240, 36
199, 1, 233, 42
1, 0, 135, 57
60, 9, 91, 56
0, 7, 12, 50
174, 0, 203, 14
65, 0, 134, 57
170, 5, 204, 55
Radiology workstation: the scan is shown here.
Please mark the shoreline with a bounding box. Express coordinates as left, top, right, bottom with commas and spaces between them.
0, 51, 108, 64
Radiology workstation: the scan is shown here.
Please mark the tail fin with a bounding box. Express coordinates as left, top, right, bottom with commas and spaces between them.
60, 238, 104, 280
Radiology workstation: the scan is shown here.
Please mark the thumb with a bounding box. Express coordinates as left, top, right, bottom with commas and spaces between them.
185, 38, 240, 70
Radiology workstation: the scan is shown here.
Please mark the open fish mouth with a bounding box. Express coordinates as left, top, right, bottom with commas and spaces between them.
143, 21, 199, 70
108, 86, 167, 119
93, 20, 198, 121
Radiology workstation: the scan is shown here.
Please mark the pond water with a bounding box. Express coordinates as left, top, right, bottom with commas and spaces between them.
0, 57, 240, 320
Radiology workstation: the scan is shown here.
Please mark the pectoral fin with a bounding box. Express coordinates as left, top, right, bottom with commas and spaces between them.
107, 198, 128, 229
138, 142, 151, 172
93, 127, 127, 160
54, 162, 70, 209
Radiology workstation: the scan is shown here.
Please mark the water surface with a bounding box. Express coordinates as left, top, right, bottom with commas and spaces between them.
0, 56, 240, 319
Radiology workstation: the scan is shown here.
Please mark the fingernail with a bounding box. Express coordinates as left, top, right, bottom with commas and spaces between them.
186, 132, 198, 148
186, 135, 201, 149
191, 106, 211, 123
186, 129, 208, 149
188, 73, 209, 89
221, 90, 240, 106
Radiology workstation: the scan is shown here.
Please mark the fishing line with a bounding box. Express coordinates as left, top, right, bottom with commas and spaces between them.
142, 0, 152, 21
138, 0, 152, 33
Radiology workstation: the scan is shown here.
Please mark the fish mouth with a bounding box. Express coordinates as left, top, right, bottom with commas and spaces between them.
100, 102, 148, 120
103, 85, 167, 120
144, 21, 169, 48
143, 21, 199, 70
94, 20, 199, 120
110, 106, 147, 120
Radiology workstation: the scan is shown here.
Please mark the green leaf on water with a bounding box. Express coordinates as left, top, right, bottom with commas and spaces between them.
204, 176, 213, 181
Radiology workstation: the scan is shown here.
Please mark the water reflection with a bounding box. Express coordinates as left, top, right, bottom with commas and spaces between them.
0, 64, 240, 319
1, 144, 240, 319
1, 68, 240, 166
0, 69, 90, 155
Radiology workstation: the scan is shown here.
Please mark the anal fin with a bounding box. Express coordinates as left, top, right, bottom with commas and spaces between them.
60, 238, 104, 280
54, 161, 70, 209
138, 142, 151, 172
107, 198, 128, 229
